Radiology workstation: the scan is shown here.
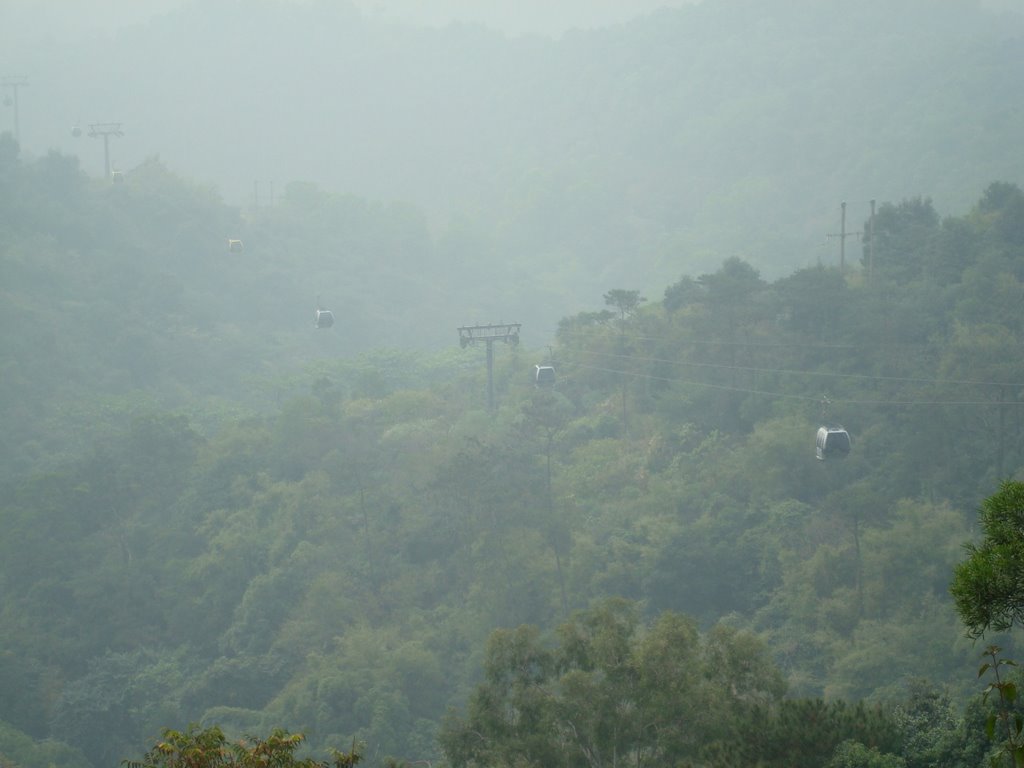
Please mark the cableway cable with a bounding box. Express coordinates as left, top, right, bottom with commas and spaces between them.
576, 349, 1024, 390
568, 361, 1024, 408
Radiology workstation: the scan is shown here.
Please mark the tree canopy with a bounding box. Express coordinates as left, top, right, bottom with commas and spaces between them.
3, 106, 1024, 766
951, 481, 1024, 639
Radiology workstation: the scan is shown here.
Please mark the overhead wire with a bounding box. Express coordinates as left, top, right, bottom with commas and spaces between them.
533, 300, 1024, 408
550, 324, 1006, 353
567, 360, 1021, 408
541, 319, 1024, 385
542, 331, 1023, 408
575, 349, 1024, 390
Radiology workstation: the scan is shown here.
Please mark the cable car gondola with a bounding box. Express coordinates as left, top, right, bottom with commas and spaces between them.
315, 308, 335, 329
227, 239, 244, 253
816, 425, 851, 460
535, 364, 556, 388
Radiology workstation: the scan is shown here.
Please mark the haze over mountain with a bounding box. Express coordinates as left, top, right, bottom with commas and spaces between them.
7, 3, 1024, 766
4, 0, 1023, 318
0, 0, 698, 43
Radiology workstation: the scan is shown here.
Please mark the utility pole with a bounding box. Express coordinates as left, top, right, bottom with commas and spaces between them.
88, 123, 124, 178
1, 76, 28, 144
458, 323, 521, 411
867, 199, 876, 282
826, 201, 862, 274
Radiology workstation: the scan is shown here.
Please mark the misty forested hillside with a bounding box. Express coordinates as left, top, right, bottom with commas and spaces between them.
0, 138, 466, 478
4, 1, 1024, 767
8, 0, 1024, 322
4, 110, 1024, 765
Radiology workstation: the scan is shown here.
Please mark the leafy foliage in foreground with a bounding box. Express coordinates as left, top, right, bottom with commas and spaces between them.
440, 599, 901, 768
124, 726, 360, 768
951, 480, 1024, 767
952, 481, 1024, 638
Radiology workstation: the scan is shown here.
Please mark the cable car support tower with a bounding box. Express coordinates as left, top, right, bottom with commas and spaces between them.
87, 122, 124, 178
826, 200, 876, 278
1, 76, 28, 144
458, 323, 520, 411
826, 201, 862, 275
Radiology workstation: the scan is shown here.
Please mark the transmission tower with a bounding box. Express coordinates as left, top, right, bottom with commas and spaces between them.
88, 122, 124, 178
458, 323, 521, 411
826, 201, 862, 274
866, 199, 876, 282
1, 76, 28, 144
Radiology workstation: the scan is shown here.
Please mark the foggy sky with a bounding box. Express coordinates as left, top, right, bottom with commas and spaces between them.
3, 0, 1022, 291
349, 0, 699, 36
0, 0, 699, 50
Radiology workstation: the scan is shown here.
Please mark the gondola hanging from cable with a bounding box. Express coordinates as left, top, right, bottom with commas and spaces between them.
315, 308, 334, 329
534, 364, 556, 388
815, 394, 850, 460
815, 425, 851, 460
314, 296, 334, 329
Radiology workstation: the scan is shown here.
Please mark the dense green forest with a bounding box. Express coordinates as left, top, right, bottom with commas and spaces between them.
3, 122, 1024, 766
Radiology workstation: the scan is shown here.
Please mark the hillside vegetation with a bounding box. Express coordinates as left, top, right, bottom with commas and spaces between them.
3, 129, 1024, 765
9, 0, 1024, 319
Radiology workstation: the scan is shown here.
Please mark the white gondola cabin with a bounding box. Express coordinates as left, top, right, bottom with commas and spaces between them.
228, 239, 244, 253
315, 308, 335, 329
535, 365, 556, 388
816, 425, 851, 460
